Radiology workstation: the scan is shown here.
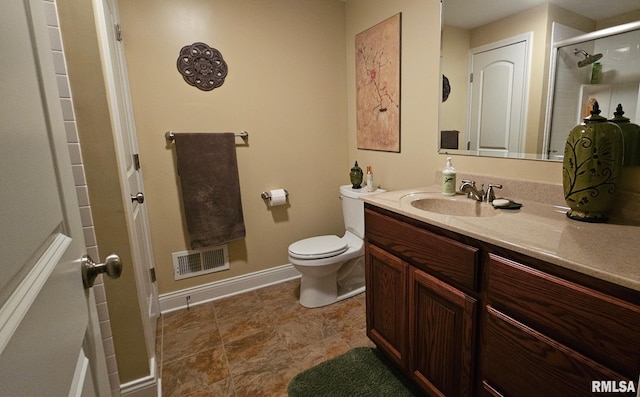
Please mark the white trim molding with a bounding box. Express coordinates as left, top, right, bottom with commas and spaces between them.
0, 234, 71, 354
159, 264, 301, 314
120, 357, 158, 397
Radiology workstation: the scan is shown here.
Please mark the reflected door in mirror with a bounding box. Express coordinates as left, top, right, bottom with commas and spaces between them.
469, 39, 528, 155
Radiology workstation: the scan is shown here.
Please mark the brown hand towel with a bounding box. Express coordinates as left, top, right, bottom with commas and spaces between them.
174, 133, 245, 249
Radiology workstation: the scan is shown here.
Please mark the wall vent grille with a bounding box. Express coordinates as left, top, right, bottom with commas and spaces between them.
172, 245, 229, 280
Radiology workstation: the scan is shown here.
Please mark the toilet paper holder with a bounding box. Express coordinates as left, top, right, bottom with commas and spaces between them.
261, 190, 289, 199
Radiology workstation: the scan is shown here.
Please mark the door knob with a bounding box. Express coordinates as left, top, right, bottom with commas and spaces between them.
131, 192, 145, 204
82, 254, 122, 288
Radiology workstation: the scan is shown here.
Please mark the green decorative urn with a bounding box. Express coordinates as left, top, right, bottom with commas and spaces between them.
610, 104, 640, 166
350, 161, 363, 189
563, 101, 623, 223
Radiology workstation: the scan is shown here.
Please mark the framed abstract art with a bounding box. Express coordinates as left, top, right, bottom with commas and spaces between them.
355, 13, 401, 152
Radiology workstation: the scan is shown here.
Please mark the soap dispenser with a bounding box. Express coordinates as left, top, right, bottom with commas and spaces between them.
442, 157, 456, 196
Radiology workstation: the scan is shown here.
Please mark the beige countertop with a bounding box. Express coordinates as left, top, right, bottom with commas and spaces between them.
362, 186, 640, 292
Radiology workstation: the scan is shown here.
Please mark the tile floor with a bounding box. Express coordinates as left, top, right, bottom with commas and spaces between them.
157, 278, 375, 396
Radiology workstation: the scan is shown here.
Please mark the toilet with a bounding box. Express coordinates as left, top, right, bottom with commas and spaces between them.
288, 185, 385, 308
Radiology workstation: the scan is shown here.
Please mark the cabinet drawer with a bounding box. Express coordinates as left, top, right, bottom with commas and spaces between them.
487, 254, 640, 378
365, 208, 479, 291
482, 306, 633, 397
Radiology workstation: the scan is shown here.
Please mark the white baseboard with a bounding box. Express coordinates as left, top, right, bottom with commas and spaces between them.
120, 376, 157, 397
120, 357, 158, 397
159, 264, 301, 314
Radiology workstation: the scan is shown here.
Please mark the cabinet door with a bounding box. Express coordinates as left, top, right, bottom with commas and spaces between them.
409, 267, 477, 397
366, 243, 407, 368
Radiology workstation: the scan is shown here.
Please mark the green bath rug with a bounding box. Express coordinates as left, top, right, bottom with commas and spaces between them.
287, 347, 423, 396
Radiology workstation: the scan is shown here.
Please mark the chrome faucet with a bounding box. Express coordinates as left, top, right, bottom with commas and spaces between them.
485, 183, 503, 202
460, 180, 485, 201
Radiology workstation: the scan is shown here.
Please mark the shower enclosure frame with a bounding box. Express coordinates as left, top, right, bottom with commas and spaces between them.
543, 20, 640, 159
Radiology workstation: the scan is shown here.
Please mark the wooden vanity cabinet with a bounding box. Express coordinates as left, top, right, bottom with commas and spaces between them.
365, 207, 479, 396
364, 204, 640, 397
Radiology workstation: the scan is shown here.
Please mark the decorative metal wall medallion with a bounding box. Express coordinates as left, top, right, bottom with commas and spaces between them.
177, 42, 228, 91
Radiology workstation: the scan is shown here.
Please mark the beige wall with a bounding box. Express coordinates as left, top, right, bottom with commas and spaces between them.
441, 25, 470, 137
597, 9, 640, 29
57, 0, 149, 383
546, 3, 596, 32
345, 0, 440, 190
118, 0, 348, 294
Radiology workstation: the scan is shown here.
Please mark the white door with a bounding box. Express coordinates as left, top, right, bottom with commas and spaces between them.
94, 0, 160, 368
0, 0, 112, 395
468, 36, 529, 155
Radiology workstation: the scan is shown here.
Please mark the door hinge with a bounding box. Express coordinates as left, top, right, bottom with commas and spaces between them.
133, 153, 141, 170
149, 268, 157, 283
469, 73, 473, 83
115, 23, 123, 42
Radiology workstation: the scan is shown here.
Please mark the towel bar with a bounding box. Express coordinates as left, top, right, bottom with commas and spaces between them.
165, 130, 248, 142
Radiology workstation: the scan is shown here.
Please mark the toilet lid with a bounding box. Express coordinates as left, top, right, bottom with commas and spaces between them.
288, 235, 348, 259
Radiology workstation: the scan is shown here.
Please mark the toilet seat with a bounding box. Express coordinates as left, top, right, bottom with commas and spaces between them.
288, 235, 348, 260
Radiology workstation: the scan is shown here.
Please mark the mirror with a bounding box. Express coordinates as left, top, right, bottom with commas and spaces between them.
548, 22, 640, 161
440, 0, 640, 161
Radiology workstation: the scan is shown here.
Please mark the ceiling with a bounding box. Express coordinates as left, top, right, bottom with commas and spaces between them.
443, 0, 640, 30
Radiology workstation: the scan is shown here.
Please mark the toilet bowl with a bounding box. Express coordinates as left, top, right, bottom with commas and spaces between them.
288, 185, 384, 308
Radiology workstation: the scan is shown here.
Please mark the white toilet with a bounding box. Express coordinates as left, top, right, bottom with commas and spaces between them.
288, 185, 385, 308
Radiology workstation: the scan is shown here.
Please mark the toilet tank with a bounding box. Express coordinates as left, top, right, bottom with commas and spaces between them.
339, 185, 385, 239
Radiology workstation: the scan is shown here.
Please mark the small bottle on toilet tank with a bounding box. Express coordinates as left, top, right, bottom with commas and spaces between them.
366, 166, 375, 192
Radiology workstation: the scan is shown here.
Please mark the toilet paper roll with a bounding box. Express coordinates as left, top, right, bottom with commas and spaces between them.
268, 189, 287, 207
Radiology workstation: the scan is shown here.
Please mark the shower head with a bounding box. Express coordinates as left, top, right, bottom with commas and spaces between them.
574, 49, 603, 67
